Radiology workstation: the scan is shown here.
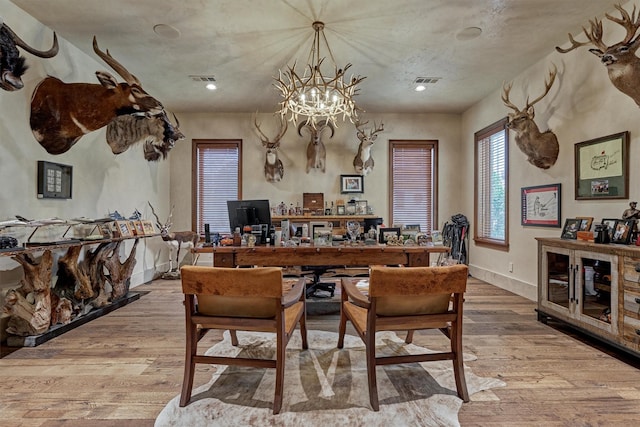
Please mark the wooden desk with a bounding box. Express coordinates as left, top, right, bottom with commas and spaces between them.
194, 244, 449, 268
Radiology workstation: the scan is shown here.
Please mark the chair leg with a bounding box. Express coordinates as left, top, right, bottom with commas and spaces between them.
451, 321, 469, 402
405, 330, 414, 344
365, 331, 379, 411
230, 329, 239, 346
337, 306, 347, 349
179, 324, 198, 407
273, 329, 285, 414
300, 308, 308, 350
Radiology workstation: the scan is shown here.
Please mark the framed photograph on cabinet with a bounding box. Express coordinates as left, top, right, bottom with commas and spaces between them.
560, 218, 580, 240
379, 227, 401, 244
340, 175, 364, 193
576, 216, 594, 231
612, 219, 635, 244
601, 218, 618, 241
521, 183, 561, 227
575, 131, 629, 200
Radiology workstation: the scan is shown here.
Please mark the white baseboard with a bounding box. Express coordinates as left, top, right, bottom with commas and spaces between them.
468, 265, 536, 301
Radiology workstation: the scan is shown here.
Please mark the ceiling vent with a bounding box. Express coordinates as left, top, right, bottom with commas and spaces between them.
414, 77, 441, 85
189, 75, 216, 82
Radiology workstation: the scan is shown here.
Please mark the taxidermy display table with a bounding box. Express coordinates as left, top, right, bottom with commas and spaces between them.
195, 244, 449, 268
1, 234, 156, 347
537, 237, 640, 358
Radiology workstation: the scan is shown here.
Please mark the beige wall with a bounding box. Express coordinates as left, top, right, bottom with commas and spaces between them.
461, 12, 640, 299
168, 113, 462, 232
0, 0, 171, 339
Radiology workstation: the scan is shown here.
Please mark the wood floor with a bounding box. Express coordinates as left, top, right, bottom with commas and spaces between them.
2, 276, 640, 426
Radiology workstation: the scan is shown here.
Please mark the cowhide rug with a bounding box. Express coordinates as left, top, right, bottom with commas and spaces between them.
155, 330, 504, 427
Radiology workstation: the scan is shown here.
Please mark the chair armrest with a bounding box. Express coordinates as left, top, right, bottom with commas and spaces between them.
342, 280, 370, 309
282, 278, 306, 308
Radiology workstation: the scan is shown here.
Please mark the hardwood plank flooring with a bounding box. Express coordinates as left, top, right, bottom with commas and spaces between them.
2, 276, 640, 426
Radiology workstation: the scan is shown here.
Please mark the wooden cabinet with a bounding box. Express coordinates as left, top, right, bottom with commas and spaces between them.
537, 238, 640, 357
272, 215, 380, 236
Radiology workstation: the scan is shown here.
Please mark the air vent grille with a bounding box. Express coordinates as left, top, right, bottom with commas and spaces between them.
414, 77, 441, 84
189, 75, 216, 82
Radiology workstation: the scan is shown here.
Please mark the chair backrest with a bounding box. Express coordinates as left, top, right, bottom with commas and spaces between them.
368, 264, 468, 316
181, 266, 284, 318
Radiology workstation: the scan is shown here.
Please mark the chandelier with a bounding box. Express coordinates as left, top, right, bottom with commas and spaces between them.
274, 21, 365, 128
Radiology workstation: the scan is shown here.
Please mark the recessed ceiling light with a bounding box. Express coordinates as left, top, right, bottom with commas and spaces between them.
153, 24, 181, 39
415, 85, 426, 92
456, 26, 482, 41
206, 83, 217, 91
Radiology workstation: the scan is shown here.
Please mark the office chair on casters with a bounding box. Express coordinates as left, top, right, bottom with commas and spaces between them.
302, 266, 336, 298
337, 264, 470, 411
179, 265, 307, 415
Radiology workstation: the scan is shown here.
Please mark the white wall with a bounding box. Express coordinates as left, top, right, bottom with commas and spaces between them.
0, 0, 171, 338
461, 10, 640, 300
168, 112, 462, 232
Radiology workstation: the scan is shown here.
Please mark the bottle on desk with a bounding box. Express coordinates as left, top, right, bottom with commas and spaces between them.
233, 227, 242, 246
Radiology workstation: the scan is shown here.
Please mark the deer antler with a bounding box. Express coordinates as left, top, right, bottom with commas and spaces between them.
525, 65, 558, 110
501, 82, 520, 112
148, 201, 161, 227
254, 113, 288, 148
556, 18, 607, 53
370, 121, 385, 138
606, 4, 640, 45
92, 36, 140, 85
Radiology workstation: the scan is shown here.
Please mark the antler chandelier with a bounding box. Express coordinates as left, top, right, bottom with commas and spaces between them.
275, 21, 365, 128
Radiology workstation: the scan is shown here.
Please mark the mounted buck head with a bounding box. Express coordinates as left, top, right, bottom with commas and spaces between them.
0, 21, 58, 91
30, 36, 164, 155
501, 66, 559, 170
148, 202, 199, 272
353, 119, 384, 176
254, 114, 288, 182
106, 110, 184, 161
298, 119, 334, 173
556, 3, 640, 106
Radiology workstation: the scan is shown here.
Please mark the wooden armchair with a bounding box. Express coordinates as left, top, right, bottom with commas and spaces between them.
337, 264, 469, 411
179, 266, 307, 414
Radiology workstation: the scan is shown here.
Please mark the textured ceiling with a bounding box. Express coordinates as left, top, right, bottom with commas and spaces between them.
9, 0, 626, 115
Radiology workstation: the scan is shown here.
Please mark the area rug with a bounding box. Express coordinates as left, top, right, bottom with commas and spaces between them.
155, 330, 504, 427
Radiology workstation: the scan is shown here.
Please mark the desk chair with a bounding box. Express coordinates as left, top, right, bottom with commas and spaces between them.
337, 264, 469, 411
302, 266, 336, 298
179, 266, 307, 414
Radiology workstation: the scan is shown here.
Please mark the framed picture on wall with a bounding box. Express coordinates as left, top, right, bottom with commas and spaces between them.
37, 160, 72, 199
340, 175, 364, 193
575, 131, 629, 200
521, 183, 561, 227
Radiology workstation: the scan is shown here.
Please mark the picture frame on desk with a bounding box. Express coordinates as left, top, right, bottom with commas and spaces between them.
379, 227, 401, 244
114, 220, 132, 238
612, 219, 635, 244
141, 220, 156, 235
337, 205, 346, 215
560, 218, 580, 240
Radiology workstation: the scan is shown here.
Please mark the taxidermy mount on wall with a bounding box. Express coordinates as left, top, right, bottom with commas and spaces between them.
30, 36, 164, 155
501, 66, 559, 169
0, 20, 58, 91
352, 118, 384, 176
556, 3, 640, 107
253, 114, 288, 182
298, 119, 334, 173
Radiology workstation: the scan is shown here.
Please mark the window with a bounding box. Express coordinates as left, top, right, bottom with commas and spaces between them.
474, 118, 509, 249
192, 140, 242, 235
389, 140, 438, 232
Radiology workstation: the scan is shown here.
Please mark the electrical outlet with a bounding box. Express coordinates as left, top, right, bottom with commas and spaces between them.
508, 262, 514, 273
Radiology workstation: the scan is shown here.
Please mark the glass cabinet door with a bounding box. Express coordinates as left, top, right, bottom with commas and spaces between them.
575, 250, 618, 334
542, 246, 573, 312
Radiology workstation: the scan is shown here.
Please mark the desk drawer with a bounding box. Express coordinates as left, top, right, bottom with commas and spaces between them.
622, 257, 640, 292
624, 290, 640, 320
622, 315, 640, 350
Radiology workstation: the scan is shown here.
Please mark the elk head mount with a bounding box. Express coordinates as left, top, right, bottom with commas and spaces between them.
0, 21, 58, 91
148, 202, 199, 272
30, 36, 164, 156
501, 66, 559, 170
353, 119, 384, 176
106, 110, 184, 161
253, 114, 288, 182
556, 3, 640, 107
298, 119, 334, 173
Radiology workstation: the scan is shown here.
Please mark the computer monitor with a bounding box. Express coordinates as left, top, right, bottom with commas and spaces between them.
226, 199, 272, 235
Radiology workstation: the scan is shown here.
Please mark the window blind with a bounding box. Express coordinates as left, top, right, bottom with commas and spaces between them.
390, 141, 437, 232
194, 141, 241, 234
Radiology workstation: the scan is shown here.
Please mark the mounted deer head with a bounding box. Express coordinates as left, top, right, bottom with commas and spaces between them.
30, 36, 164, 155
501, 66, 559, 169
254, 114, 288, 182
353, 119, 384, 176
107, 111, 184, 161
148, 202, 199, 272
556, 3, 640, 106
0, 21, 58, 91
298, 119, 334, 173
